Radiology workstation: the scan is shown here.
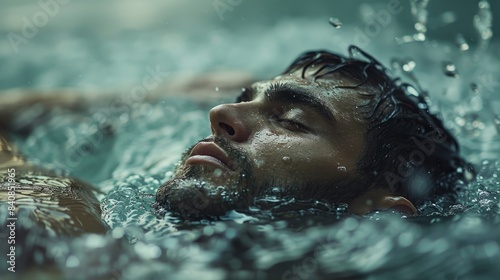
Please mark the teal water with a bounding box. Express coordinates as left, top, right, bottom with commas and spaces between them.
1, 1, 500, 279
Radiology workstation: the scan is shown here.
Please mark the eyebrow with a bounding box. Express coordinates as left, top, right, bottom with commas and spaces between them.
259, 83, 336, 125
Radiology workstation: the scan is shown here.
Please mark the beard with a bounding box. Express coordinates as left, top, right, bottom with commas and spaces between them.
155, 137, 257, 220
155, 137, 358, 220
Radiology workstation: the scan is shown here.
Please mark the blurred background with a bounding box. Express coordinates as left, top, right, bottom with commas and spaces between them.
0, 0, 498, 90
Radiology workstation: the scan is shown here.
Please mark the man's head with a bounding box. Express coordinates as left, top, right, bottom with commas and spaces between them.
156, 46, 473, 219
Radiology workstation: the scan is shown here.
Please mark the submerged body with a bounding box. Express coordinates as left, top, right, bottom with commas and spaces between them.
0, 136, 107, 236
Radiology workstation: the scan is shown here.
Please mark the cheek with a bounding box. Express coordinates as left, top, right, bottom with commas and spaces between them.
247, 130, 358, 184
249, 131, 297, 170
248, 131, 338, 176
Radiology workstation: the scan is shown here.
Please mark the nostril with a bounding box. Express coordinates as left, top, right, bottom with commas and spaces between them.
219, 122, 235, 136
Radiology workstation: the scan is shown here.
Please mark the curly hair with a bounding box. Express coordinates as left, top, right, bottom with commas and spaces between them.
282, 46, 475, 207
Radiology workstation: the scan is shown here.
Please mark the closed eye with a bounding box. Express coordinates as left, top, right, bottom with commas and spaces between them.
271, 113, 309, 132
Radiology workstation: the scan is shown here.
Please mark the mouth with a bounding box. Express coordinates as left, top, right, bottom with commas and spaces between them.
185, 141, 236, 172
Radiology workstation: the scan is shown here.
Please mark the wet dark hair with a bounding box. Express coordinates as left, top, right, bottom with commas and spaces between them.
282, 46, 474, 208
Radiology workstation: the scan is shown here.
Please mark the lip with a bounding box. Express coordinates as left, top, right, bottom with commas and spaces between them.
186, 142, 235, 171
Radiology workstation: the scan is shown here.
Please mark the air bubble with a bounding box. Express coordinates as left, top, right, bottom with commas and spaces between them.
337, 166, 347, 172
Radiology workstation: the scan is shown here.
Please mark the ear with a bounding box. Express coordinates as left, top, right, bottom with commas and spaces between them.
349, 188, 417, 216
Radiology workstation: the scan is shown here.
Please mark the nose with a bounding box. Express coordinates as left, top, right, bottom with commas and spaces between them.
209, 103, 252, 142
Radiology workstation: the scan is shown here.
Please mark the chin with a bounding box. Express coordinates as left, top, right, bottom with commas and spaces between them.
155, 165, 251, 220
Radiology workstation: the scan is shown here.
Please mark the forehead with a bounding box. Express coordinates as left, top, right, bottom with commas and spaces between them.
250, 70, 373, 120
252, 64, 369, 95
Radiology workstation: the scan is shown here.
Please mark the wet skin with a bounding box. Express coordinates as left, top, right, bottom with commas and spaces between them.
206, 73, 368, 189
157, 70, 379, 217
0, 136, 108, 236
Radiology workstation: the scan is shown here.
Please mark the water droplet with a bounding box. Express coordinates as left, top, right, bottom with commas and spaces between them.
414, 23, 426, 33
484, 242, 499, 257
440, 11, 457, 24
66, 255, 80, 268
111, 227, 125, 239
464, 169, 475, 181
402, 60, 416, 72
410, 0, 430, 35
474, 1, 493, 41
478, 190, 490, 200
455, 116, 466, 127
213, 169, 222, 177
471, 118, 485, 129
390, 59, 400, 70
413, 33, 426, 41
282, 156, 292, 164
470, 83, 478, 92
407, 86, 420, 97
469, 96, 483, 111
254, 159, 265, 168
337, 166, 347, 172
479, 198, 491, 207
398, 232, 414, 247
442, 62, 458, 77
418, 103, 428, 109
455, 34, 470, 51
329, 17, 342, 28
134, 243, 162, 259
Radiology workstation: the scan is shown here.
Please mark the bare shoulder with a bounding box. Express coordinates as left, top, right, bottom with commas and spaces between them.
1, 171, 108, 233
0, 135, 108, 236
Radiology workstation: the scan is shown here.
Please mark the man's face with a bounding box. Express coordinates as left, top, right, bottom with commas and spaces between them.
157, 70, 370, 219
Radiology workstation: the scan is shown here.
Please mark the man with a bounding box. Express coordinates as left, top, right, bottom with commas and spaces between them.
155, 46, 474, 220
1, 46, 473, 234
